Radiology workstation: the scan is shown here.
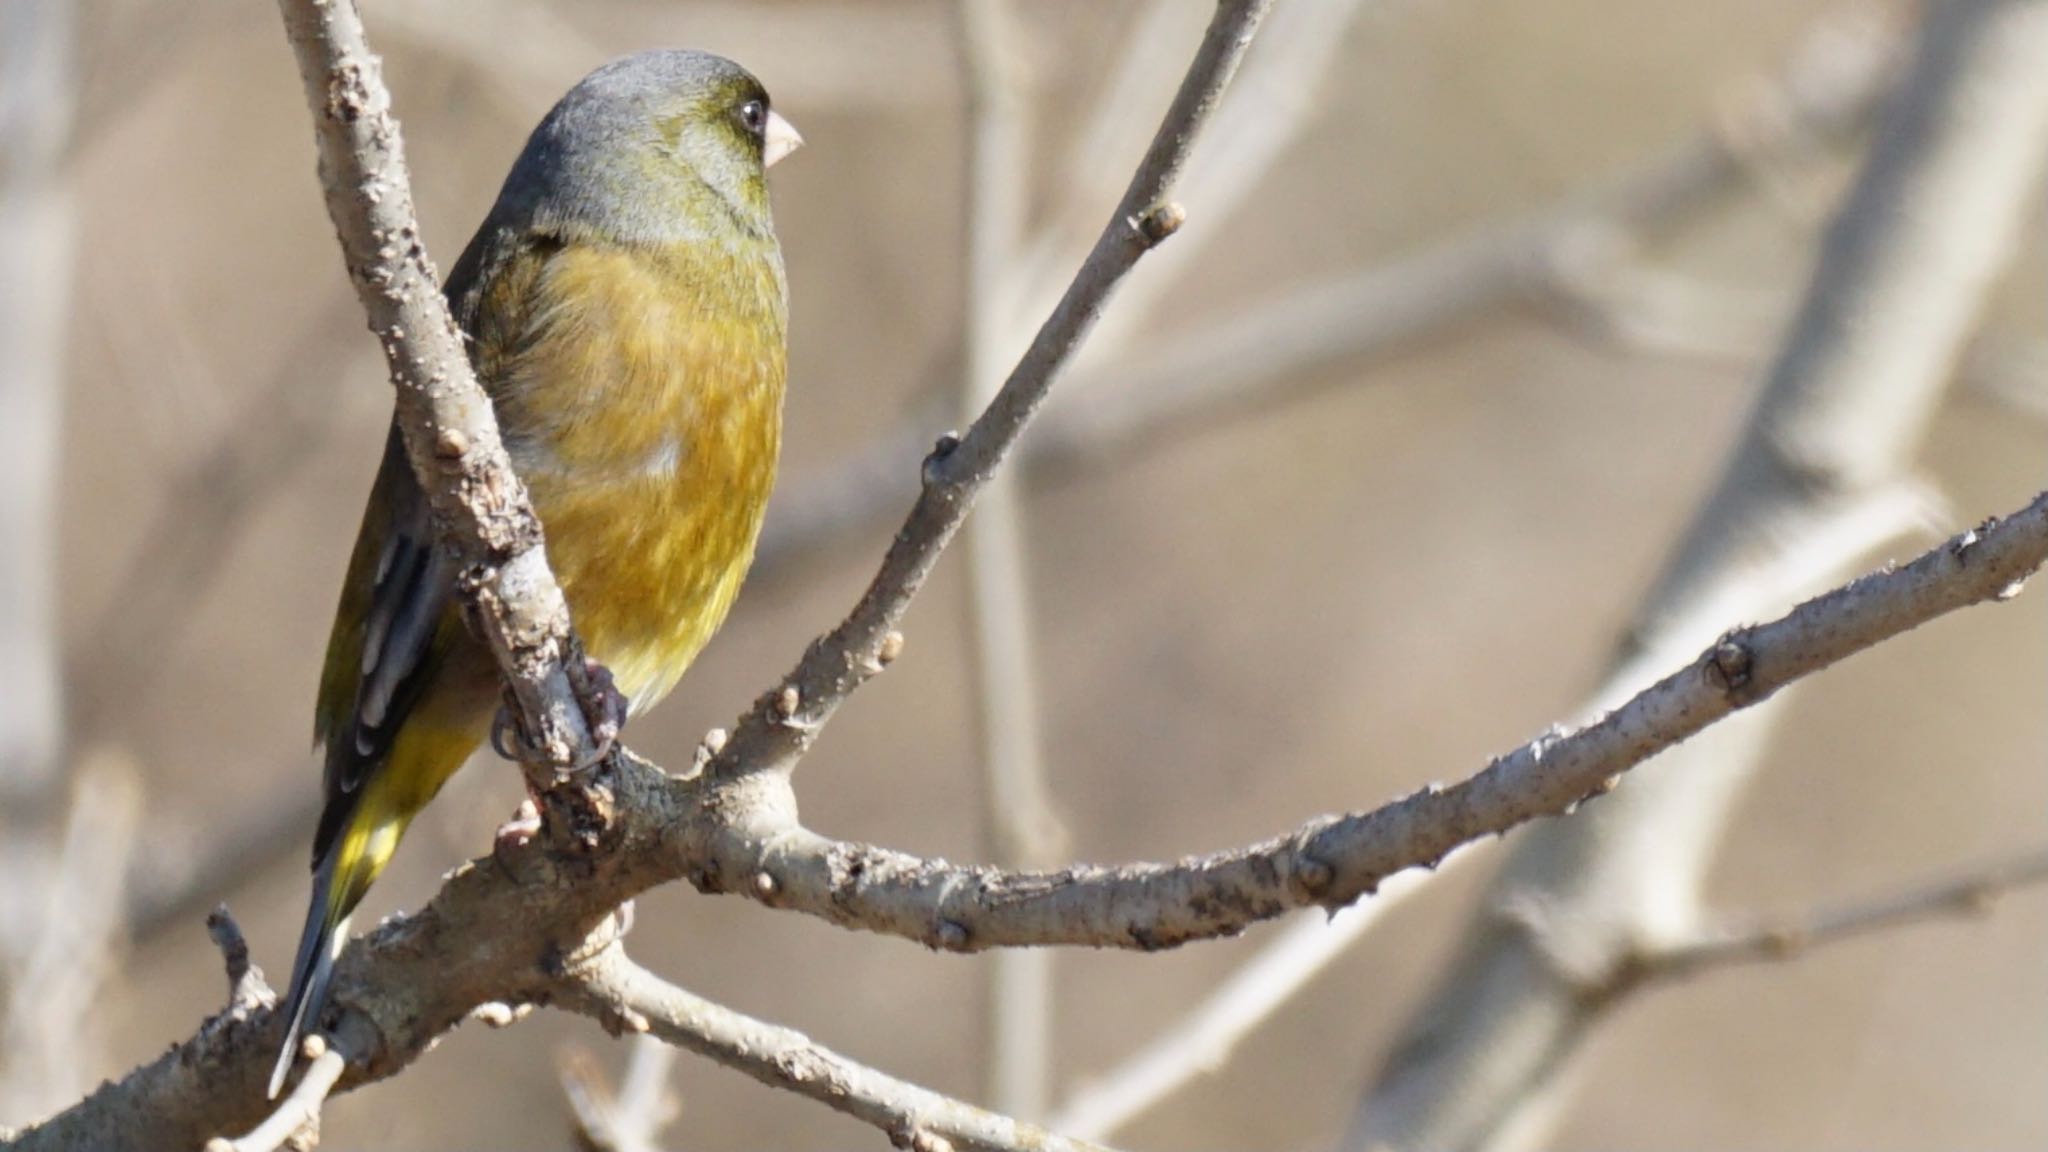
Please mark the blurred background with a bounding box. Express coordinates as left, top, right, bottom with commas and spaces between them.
2, 0, 2046, 1149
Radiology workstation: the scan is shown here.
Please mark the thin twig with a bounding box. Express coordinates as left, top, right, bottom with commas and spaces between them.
208, 1046, 345, 1152
556, 948, 1116, 1152
20, 475, 2048, 1151
1630, 848, 2048, 987
205, 905, 274, 1014
1060, 0, 1375, 360
1048, 855, 1472, 1140
275, 0, 601, 776
1352, 2, 2048, 1147
703, 0, 1275, 789
754, 1, 1900, 569
19, 3, 2048, 1145
558, 1038, 677, 1152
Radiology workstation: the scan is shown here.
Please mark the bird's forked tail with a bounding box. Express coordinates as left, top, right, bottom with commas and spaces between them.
269, 853, 349, 1099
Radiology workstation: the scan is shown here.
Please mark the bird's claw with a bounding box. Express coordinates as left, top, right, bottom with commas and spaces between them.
487, 657, 627, 772
573, 657, 627, 771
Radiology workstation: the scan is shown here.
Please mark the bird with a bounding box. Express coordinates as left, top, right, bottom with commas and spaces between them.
270, 50, 801, 1099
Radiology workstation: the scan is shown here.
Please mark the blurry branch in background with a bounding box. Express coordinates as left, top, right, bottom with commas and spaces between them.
1051, 835, 2048, 1143
1047, 0, 1372, 360
558, 1038, 679, 1152
983, 7, 1910, 1140
83, 302, 369, 942
957, 0, 1064, 1121
0, 0, 72, 820
756, 1, 1900, 573
1049, 858, 1473, 1141
1039, 0, 1901, 463
0, 752, 140, 1122
8, 2, 1277, 1148
0, 0, 113, 1127
1612, 846, 2048, 992
1349, 3, 2048, 1150
68, 301, 366, 741
18, 2, 2048, 1150
556, 948, 1116, 1152
89, 0, 1936, 979
370, 0, 605, 116
23, 466, 2048, 1149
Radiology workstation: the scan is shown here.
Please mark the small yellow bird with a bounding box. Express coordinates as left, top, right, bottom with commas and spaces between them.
272, 50, 801, 1097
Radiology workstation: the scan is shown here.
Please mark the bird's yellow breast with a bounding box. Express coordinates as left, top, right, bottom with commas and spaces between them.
489, 240, 786, 713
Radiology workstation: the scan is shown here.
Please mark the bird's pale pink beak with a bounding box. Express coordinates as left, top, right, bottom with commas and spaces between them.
763, 110, 803, 168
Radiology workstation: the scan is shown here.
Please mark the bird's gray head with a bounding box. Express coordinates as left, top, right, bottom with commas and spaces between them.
492, 50, 801, 247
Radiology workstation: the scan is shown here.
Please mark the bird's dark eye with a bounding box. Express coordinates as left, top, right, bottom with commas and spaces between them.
738, 99, 767, 136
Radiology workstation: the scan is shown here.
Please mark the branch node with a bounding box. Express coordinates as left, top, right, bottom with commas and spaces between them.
1292, 853, 1336, 899
895, 1127, 957, 1152
1705, 635, 1757, 699
935, 919, 972, 952
598, 1006, 652, 1037
469, 1001, 531, 1029
754, 870, 781, 900
433, 426, 468, 459
1131, 200, 1187, 246
878, 629, 906, 666
921, 431, 963, 488
207, 905, 252, 983
689, 726, 731, 775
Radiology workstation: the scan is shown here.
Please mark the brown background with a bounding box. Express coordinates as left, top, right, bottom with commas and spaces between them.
39, 0, 2048, 1147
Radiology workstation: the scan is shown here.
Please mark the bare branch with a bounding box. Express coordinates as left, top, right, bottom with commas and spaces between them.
558, 1039, 677, 1152
555, 948, 1115, 1152
23, 2, 2048, 1146
274, 0, 601, 773
205, 906, 274, 1015
1049, 856, 1475, 1140
1352, 2, 2048, 1147
1630, 848, 2048, 986
703, 0, 1274, 788
207, 1045, 345, 1152
753, 2, 1900, 568
1063, 0, 1375, 355
21, 478, 2048, 1148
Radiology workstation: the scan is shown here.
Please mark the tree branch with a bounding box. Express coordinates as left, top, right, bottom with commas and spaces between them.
20, 474, 2048, 1149
1620, 847, 2048, 992
1351, 2, 2048, 1146
19, 2, 2048, 1147
274, 0, 601, 774
554, 948, 1113, 1152
700, 0, 1272, 789
557, 1037, 677, 1152
753, 1, 1901, 568
1048, 855, 1476, 1141
205, 1046, 344, 1152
